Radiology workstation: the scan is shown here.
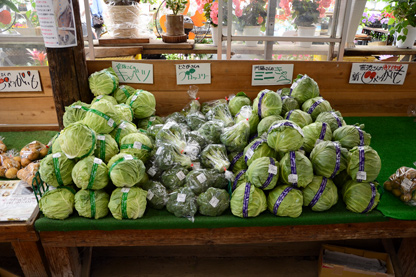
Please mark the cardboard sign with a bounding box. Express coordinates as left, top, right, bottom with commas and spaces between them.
252, 64, 294, 86
176, 64, 211, 85
0, 70, 42, 92
349, 63, 408, 85
112, 62, 154, 84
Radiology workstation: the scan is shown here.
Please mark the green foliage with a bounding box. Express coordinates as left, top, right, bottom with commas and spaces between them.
39, 188, 74, 220
200, 144, 230, 172
197, 188, 230, 216
292, 0, 320, 27
383, 0, 416, 42
237, 0, 267, 28
166, 0, 188, 15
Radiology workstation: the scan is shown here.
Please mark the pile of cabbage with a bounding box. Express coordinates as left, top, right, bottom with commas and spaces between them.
38, 70, 381, 221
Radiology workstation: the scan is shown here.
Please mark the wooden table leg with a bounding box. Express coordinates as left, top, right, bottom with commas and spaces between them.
11, 241, 49, 277
43, 246, 81, 277
398, 238, 416, 277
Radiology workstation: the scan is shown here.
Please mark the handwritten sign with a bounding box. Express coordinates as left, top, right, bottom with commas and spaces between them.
112, 62, 153, 84
349, 63, 408, 85
176, 64, 211, 85
0, 70, 42, 92
252, 64, 294, 86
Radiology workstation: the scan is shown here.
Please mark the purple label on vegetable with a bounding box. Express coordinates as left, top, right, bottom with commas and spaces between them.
286, 110, 294, 120
273, 186, 293, 215
233, 170, 246, 191
358, 146, 365, 182
307, 99, 324, 115
257, 91, 267, 119
242, 183, 251, 218
330, 142, 341, 179
290, 151, 298, 187
318, 122, 327, 140
229, 152, 244, 171
289, 88, 292, 96
309, 177, 328, 208
330, 112, 343, 127
261, 158, 276, 189
354, 126, 365, 146
268, 121, 304, 137
244, 139, 266, 163
362, 182, 376, 214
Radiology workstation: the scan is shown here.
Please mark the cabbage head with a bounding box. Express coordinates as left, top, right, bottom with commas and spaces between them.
72, 156, 109, 190
50, 133, 62, 154
303, 176, 338, 212
281, 96, 300, 116
197, 188, 230, 216
309, 141, 349, 178
39, 188, 75, 220
161, 165, 189, 190
302, 122, 332, 153
108, 187, 148, 220
39, 152, 75, 187
278, 87, 291, 97
342, 180, 380, 213
290, 74, 320, 104
257, 115, 283, 137
220, 120, 250, 153
280, 151, 314, 188
110, 121, 137, 145
137, 116, 165, 130
232, 169, 247, 191
59, 122, 96, 159
347, 146, 381, 183
267, 185, 303, 218
243, 138, 277, 166
75, 189, 109, 219
301, 97, 332, 120
115, 104, 133, 123
228, 152, 247, 175
166, 187, 198, 218
267, 120, 304, 152
315, 111, 346, 132
230, 182, 267, 218
228, 92, 251, 116
252, 89, 282, 119
235, 105, 260, 136
333, 125, 371, 149
91, 95, 118, 105
127, 90, 156, 119
246, 157, 279, 190
94, 134, 119, 163
120, 133, 153, 162
142, 181, 168, 210
284, 109, 312, 128
83, 99, 119, 134
113, 85, 136, 104
63, 101, 90, 128
108, 153, 146, 187
89, 67, 119, 96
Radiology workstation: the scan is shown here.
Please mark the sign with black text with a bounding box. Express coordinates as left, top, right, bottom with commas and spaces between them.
349, 63, 408, 85
112, 62, 154, 84
0, 70, 42, 92
252, 64, 294, 86
176, 64, 211, 85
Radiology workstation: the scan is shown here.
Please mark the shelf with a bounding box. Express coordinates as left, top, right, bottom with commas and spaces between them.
344, 45, 416, 56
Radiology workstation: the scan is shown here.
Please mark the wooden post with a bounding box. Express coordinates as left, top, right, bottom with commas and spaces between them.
46, 0, 92, 129
11, 241, 50, 277
43, 246, 81, 277
398, 238, 416, 277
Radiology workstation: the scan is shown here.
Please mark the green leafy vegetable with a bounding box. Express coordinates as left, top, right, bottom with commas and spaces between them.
243, 138, 277, 166
75, 189, 109, 219
91, 95, 118, 105
83, 99, 119, 134
113, 85, 136, 104
94, 134, 119, 164
347, 146, 381, 183
108, 187, 148, 220
301, 97, 332, 120
228, 152, 248, 174
197, 120, 224, 144
220, 120, 250, 153
110, 121, 138, 145
63, 101, 90, 128
120, 132, 153, 162
267, 120, 304, 152
246, 157, 279, 190
154, 144, 192, 170
185, 169, 212, 195
186, 111, 207, 130
39, 152, 75, 187
342, 180, 380, 213
267, 185, 303, 217
142, 181, 169, 209
197, 188, 230, 216
309, 141, 349, 178
39, 188, 75, 220
166, 187, 198, 219
235, 105, 260, 136
206, 103, 234, 127
303, 176, 338, 212
59, 122, 96, 159
257, 115, 283, 137
333, 125, 371, 149
302, 122, 332, 153
161, 166, 189, 191
115, 104, 134, 123
127, 90, 156, 119
88, 67, 119, 96
253, 89, 282, 119
72, 156, 109, 190
228, 92, 251, 116
281, 96, 300, 116
201, 99, 227, 114
284, 109, 312, 128
290, 74, 320, 104
230, 183, 267, 218
315, 111, 346, 132
108, 153, 146, 187
156, 122, 187, 153
200, 144, 230, 172
280, 151, 314, 188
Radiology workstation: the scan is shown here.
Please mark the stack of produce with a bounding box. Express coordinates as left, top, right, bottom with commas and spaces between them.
384, 166, 416, 205
37, 69, 382, 221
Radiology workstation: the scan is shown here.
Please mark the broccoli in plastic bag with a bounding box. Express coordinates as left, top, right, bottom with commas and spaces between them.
142, 181, 169, 210
201, 99, 228, 115
200, 144, 230, 172
207, 169, 229, 189
186, 111, 207, 130
197, 188, 230, 216
166, 187, 198, 220
165, 112, 187, 124
161, 166, 189, 191
156, 121, 187, 153
196, 121, 224, 144
154, 144, 192, 171
220, 120, 250, 153
206, 103, 234, 127
185, 169, 212, 195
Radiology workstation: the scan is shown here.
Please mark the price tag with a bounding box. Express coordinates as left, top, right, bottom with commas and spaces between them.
401, 178, 415, 192
121, 188, 130, 193
119, 122, 126, 129
156, 148, 163, 155
192, 162, 201, 170
147, 166, 157, 177
124, 155, 134, 160
108, 118, 115, 127
97, 95, 104, 99
288, 174, 298, 183
97, 135, 106, 141
197, 173, 207, 183
52, 153, 61, 158
357, 171, 367, 180
176, 171, 186, 181
177, 193, 186, 202
268, 164, 278, 175
209, 196, 219, 208
133, 141, 142, 149
147, 190, 154, 200
246, 149, 254, 159
93, 158, 102, 165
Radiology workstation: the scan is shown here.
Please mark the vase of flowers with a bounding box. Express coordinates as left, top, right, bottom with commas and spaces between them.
383, 0, 416, 49
237, 0, 267, 47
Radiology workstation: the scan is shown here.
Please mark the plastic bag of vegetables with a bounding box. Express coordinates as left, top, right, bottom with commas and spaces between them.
309, 141, 349, 178
127, 90, 156, 119
228, 92, 251, 116
230, 182, 267, 218
342, 180, 380, 213
303, 176, 338, 212
39, 187, 75, 220
186, 111, 207, 130
113, 85, 136, 104
75, 189, 109, 219
142, 181, 169, 210
200, 144, 230, 172
72, 156, 109, 190
267, 120, 304, 153
153, 144, 192, 170
137, 116, 165, 130
246, 157, 279, 190
315, 111, 346, 132
110, 121, 137, 145
201, 99, 227, 115
108, 187, 148, 220
165, 112, 187, 124
39, 152, 75, 187
185, 169, 213, 195
120, 133, 153, 162
302, 122, 332, 153
166, 187, 198, 220
301, 97, 332, 120
280, 151, 314, 188
235, 106, 260, 136
231, 169, 247, 191
253, 89, 282, 119
290, 74, 320, 104
284, 109, 312, 128
83, 99, 119, 134
333, 125, 371, 149
108, 153, 146, 187
161, 165, 189, 191
59, 122, 96, 159
197, 120, 224, 144
347, 146, 381, 183
206, 103, 234, 127
197, 188, 230, 216
257, 115, 283, 137
267, 185, 303, 218
88, 67, 119, 96
220, 120, 250, 153
156, 121, 187, 153
94, 134, 119, 164
63, 101, 90, 128
243, 138, 276, 166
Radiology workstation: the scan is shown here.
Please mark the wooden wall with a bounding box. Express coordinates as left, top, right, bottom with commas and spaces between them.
1, 61, 415, 131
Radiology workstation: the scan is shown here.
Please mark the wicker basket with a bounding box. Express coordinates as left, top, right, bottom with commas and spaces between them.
104, 4, 141, 38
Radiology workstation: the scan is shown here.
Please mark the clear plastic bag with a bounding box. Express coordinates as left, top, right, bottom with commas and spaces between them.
19, 140, 48, 167
384, 165, 416, 204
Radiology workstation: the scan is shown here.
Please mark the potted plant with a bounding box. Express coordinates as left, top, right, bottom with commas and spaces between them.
383, 0, 416, 48
0, 0, 18, 32
164, 0, 188, 42
103, 0, 141, 38
238, 0, 267, 47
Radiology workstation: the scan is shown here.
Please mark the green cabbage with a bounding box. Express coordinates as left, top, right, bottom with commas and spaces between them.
110, 121, 137, 145
72, 156, 109, 190
137, 116, 165, 130
206, 103, 234, 127
108, 153, 146, 187
161, 166, 189, 191
50, 133, 62, 153
113, 85, 136, 104
120, 133, 153, 162
267, 185, 303, 217
280, 151, 314, 188
39, 152, 75, 187
231, 170, 247, 191
197, 188, 230, 216
142, 181, 168, 210
347, 146, 381, 183
252, 89, 282, 119
108, 187, 148, 220
333, 125, 371, 149
91, 95, 118, 105
88, 67, 119, 96
301, 97, 332, 120
220, 120, 250, 153
284, 109, 312, 128
94, 134, 119, 164
63, 101, 90, 128
39, 187, 75, 220
309, 141, 349, 178
303, 176, 338, 212
257, 115, 283, 136
166, 187, 198, 219
235, 105, 260, 136
302, 122, 332, 153
342, 180, 380, 213
228, 152, 248, 175
281, 96, 300, 116
278, 87, 291, 97
243, 138, 277, 166
290, 74, 320, 104
315, 111, 346, 132
75, 189, 109, 219
115, 104, 133, 123
266, 120, 304, 152
127, 90, 156, 119
228, 92, 251, 116
246, 157, 279, 190
333, 169, 352, 188
59, 122, 96, 159
83, 99, 119, 134
230, 182, 267, 218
